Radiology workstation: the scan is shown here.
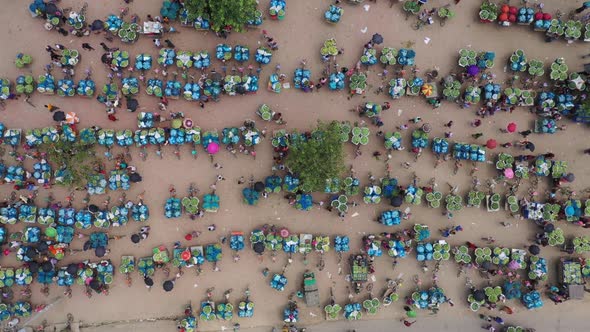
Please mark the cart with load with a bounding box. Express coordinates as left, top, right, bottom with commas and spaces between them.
350, 254, 368, 293
303, 271, 320, 307
558, 258, 584, 299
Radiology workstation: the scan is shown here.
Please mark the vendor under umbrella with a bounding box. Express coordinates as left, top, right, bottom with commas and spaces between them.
129, 173, 142, 183
473, 290, 486, 302
52, 111, 65, 122
163, 279, 175, 292
390, 195, 403, 207
88, 204, 99, 213
89, 279, 101, 291
66, 263, 78, 275
90, 19, 104, 32
254, 182, 265, 193
95, 246, 106, 258
371, 33, 384, 45
253, 242, 265, 255
529, 244, 540, 255
131, 234, 141, 244
126, 97, 139, 112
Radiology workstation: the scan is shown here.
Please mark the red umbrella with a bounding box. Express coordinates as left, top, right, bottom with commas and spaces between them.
507, 123, 517, 133
486, 139, 497, 149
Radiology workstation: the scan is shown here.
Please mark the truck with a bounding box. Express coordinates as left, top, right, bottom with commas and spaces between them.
303, 272, 319, 307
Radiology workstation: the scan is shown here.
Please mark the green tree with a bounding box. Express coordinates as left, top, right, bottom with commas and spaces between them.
185, 0, 257, 33
40, 139, 98, 188
286, 122, 346, 192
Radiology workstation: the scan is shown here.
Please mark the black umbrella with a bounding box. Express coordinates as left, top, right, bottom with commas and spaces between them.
28, 261, 39, 274
131, 234, 141, 244
473, 290, 486, 302
544, 223, 555, 233
529, 245, 540, 255
144, 276, 154, 287
45, 3, 59, 16
88, 204, 99, 213
89, 279, 101, 291
83, 240, 91, 251
525, 142, 535, 152
371, 33, 384, 45
129, 173, 142, 183
52, 111, 65, 122
235, 85, 247, 95
253, 242, 265, 254
127, 98, 139, 112
210, 72, 222, 82
91, 19, 104, 31
163, 280, 174, 292
66, 263, 78, 275
101, 53, 111, 65
95, 246, 106, 257
390, 196, 403, 207
481, 261, 492, 270
37, 242, 48, 253
564, 173, 575, 182
25, 248, 37, 259
41, 261, 53, 273
254, 182, 265, 193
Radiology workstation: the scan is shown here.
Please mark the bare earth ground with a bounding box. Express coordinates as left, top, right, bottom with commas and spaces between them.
1, 0, 590, 331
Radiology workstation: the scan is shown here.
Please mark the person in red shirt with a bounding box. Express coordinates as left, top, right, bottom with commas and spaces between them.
108, 114, 118, 121
402, 319, 416, 327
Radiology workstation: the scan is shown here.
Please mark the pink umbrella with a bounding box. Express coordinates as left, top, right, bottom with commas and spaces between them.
486, 139, 497, 149
206, 142, 219, 154
507, 260, 520, 270
504, 168, 514, 179
279, 228, 290, 238
507, 122, 517, 133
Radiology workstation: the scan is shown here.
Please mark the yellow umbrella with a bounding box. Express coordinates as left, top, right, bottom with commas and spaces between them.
421, 84, 433, 97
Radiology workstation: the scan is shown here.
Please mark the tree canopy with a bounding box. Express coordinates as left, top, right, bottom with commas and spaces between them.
185, 0, 258, 33
286, 121, 346, 192
40, 139, 98, 188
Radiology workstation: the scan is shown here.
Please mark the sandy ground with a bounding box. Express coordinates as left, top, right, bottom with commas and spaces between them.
1, 0, 590, 331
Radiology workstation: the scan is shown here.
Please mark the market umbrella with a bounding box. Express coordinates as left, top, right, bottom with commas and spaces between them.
45, 3, 59, 16
131, 234, 140, 244
52, 111, 65, 122
467, 65, 480, 77
66, 263, 78, 275
210, 72, 222, 82
236, 85, 247, 95
486, 139, 497, 149
481, 261, 492, 270
473, 290, 486, 302
279, 228, 290, 238
525, 142, 535, 152
507, 260, 520, 270
390, 195, 403, 207
127, 98, 138, 112
254, 182, 265, 193
41, 261, 53, 273
129, 173, 142, 183
144, 276, 154, 287
91, 19, 104, 31
28, 261, 39, 274
253, 242, 265, 254
528, 245, 540, 255
183, 118, 193, 128
26, 248, 37, 260
371, 33, 384, 45
181, 250, 191, 261
163, 280, 174, 292
543, 223, 555, 233
101, 53, 110, 65
206, 142, 219, 154
565, 206, 575, 217
507, 122, 517, 133
37, 242, 48, 253
88, 204, 99, 213
45, 227, 57, 238
504, 168, 514, 179
564, 173, 575, 182
65, 112, 79, 124
90, 279, 101, 291
421, 123, 432, 133
95, 246, 106, 257
406, 310, 417, 318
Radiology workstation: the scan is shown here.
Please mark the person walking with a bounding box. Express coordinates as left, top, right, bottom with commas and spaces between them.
44, 104, 59, 112
575, 1, 590, 13
82, 43, 95, 51
472, 132, 484, 139
402, 319, 416, 327
164, 39, 175, 48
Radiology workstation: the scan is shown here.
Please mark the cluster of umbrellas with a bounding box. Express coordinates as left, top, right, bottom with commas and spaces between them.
52, 111, 79, 124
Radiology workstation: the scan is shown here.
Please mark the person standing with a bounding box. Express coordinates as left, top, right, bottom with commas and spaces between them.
44, 104, 59, 112
82, 43, 94, 51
